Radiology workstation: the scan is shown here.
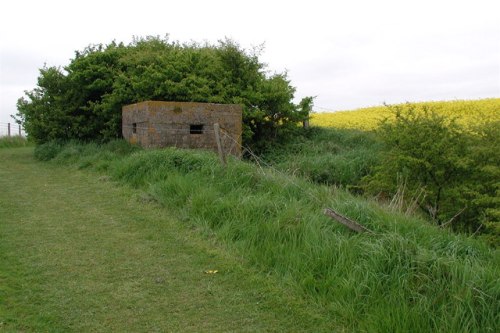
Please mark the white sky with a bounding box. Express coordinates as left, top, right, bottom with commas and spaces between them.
1, 0, 499, 124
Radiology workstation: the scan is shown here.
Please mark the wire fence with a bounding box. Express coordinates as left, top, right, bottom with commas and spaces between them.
218, 129, 374, 233
218, 128, 326, 206
0, 122, 26, 137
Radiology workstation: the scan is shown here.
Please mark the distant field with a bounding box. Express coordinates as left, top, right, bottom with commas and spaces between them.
311, 98, 500, 130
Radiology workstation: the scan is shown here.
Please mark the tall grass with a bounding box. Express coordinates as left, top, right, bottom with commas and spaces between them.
36, 141, 500, 332
0, 136, 30, 148
263, 127, 382, 189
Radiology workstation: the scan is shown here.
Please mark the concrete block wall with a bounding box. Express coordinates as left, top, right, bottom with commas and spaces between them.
122, 101, 242, 156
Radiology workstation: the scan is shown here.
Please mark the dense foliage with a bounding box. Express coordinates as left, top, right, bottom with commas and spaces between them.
363, 105, 499, 235
15, 36, 310, 150
266, 100, 499, 242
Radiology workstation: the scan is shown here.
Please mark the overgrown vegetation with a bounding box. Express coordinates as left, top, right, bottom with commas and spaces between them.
364, 104, 500, 235
12, 37, 499, 329
268, 100, 499, 243
262, 127, 382, 189
32, 140, 500, 332
15, 36, 311, 151
0, 136, 30, 148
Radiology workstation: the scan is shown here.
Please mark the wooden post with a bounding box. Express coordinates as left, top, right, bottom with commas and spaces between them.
323, 208, 373, 233
18, 124, 22, 136
214, 123, 226, 167
7, 123, 11, 137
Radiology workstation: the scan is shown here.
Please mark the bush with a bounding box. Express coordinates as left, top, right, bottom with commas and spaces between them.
364, 103, 500, 236
34, 141, 64, 161
15, 36, 312, 151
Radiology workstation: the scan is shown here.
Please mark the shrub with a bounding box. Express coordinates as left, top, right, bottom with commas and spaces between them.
15, 36, 312, 151
34, 141, 64, 161
364, 103, 500, 235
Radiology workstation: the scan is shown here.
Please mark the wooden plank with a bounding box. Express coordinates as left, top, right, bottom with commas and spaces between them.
323, 208, 373, 233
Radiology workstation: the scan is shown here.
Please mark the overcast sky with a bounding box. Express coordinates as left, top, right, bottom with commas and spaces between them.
1, 0, 499, 124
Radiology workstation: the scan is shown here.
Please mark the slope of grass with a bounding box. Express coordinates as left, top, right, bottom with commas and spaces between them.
262, 127, 382, 188
0, 147, 330, 332
302, 99, 499, 242
311, 98, 500, 131
30, 141, 500, 332
0, 136, 30, 148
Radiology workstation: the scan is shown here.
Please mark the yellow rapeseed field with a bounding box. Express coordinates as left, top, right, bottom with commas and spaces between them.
311, 98, 500, 131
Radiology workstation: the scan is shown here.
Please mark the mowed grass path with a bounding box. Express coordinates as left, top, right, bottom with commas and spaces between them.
0, 148, 323, 332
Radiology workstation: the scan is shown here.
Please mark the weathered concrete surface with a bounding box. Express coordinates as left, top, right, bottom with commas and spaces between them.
122, 101, 242, 156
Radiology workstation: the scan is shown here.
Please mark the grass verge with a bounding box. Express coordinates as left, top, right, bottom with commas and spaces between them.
0, 147, 330, 332
0, 136, 31, 148
27, 140, 500, 332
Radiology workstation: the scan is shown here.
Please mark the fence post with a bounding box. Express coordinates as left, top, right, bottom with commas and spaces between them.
7, 123, 11, 137
213, 123, 227, 168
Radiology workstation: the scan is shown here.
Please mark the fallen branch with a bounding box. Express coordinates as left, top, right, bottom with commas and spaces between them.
323, 208, 373, 234
440, 207, 466, 228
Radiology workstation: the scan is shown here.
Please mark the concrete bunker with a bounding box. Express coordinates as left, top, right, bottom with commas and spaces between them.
122, 101, 242, 156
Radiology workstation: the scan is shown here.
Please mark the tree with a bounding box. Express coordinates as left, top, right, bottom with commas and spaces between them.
16, 66, 70, 141
15, 36, 311, 151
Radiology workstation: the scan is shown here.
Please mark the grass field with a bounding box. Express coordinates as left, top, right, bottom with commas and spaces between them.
311, 98, 500, 131
10, 141, 498, 332
0, 147, 330, 332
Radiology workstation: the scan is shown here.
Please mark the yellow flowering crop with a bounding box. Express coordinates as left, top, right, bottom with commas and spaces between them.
311, 98, 500, 131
